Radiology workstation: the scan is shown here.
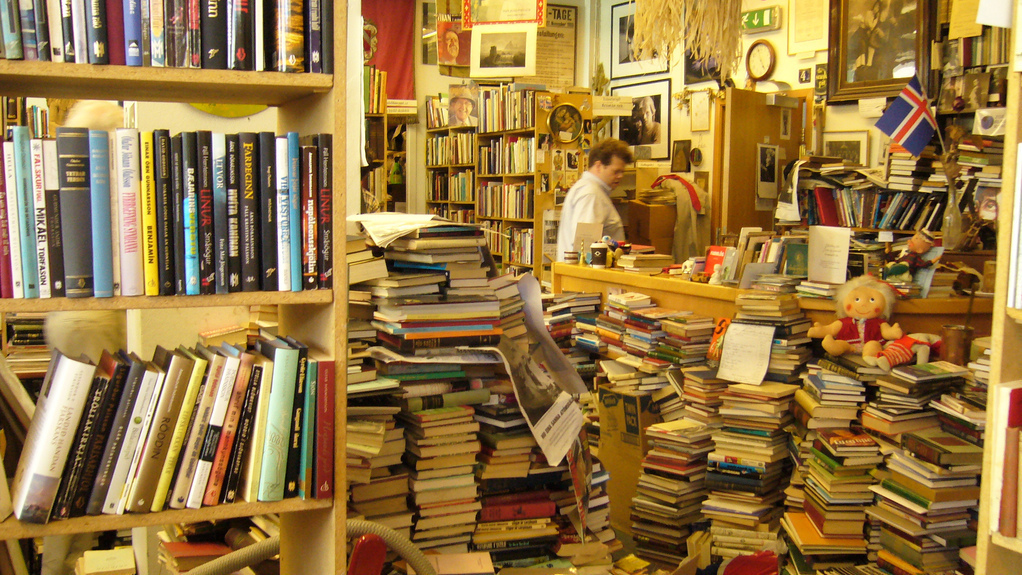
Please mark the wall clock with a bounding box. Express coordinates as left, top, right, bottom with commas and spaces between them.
746, 39, 776, 82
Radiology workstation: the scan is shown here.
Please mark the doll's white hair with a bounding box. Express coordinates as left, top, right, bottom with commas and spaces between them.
833, 275, 897, 320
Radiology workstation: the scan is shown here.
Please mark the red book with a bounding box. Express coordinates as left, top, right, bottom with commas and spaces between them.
479, 499, 557, 522
314, 354, 334, 499
203, 351, 254, 506
482, 489, 550, 507
104, 0, 126, 65
813, 186, 840, 226
704, 245, 726, 275
0, 155, 13, 298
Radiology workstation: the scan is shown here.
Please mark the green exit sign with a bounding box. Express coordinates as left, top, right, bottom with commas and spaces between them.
741, 6, 781, 32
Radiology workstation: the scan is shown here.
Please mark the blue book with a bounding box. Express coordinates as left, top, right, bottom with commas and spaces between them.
11, 127, 38, 298
212, 133, 228, 294
298, 354, 317, 499
286, 132, 301, 292
181, 132, 199, 295
0, 0, 23, 59
255, 337, 298, 502
122, 0, 142, 65
16, 0, 37, 59
89, 131, 114, 297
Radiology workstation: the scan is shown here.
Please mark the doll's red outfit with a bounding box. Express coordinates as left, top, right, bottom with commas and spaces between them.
834, 317, 885, 352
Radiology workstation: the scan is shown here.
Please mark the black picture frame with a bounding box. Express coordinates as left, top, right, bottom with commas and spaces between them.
610, 2, 669, 79
610, 78, 672, 160
827, 0, 935, 102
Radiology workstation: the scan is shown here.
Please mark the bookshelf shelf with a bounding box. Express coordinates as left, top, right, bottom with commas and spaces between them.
0, 291, 333, 313
478, 127, 536, 137
0, 61, 332, 105
991, 533, 1022, 555
0, 498, 332, 539
1005, 307, 1022, 323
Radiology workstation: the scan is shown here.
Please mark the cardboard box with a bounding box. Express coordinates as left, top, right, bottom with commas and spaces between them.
597, 387, 661, 533
627, 200, 676, 254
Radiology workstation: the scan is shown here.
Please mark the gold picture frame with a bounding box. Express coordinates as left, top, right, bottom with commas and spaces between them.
548, 103, 583, 143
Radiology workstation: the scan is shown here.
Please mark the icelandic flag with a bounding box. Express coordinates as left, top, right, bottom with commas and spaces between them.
874, 76, 937, 157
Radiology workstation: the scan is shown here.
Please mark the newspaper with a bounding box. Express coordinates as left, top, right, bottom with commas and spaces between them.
346, 212, 448, 248
516, 274, 587, 395
368, 346, 504, 365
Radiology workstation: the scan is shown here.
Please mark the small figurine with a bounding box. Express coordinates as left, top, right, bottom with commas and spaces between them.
883, 230, 941, 282
865, 332, 942, 372
806, 275, 904, 361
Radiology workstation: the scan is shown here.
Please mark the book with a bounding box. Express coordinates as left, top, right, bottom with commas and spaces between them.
286, 132, 301, 292
280, 336, 307, 498
258, 131, 277, 290
300, 144, 317, 289
167, 349, 223, 509
1, 142, 23, 298
114, 128, 143, 296
314, 134, 332, 289
274, 135, 291, 291
139, 131, 159, 296
238, 132, 260, 291
202, 345, 253, 506
221, 354, 262, 503
901, 428, 984, 466
196, 131, 215, 294
170, 133, 187, 294
255, 337, 299, 501
56, 127, 94, 298
153, 129, 175, 295
312, 350, 333, 498
11, 128, 39, 298
200, 0, 226, 68
224, 133, 242, 292
181, 131, 200, 295
30, 138, 51, 299
10, 350, 96, 523
226, 0, 253, 69
212, 132, 228, 294
185, 347, 239, 509
240, 354, 273, 503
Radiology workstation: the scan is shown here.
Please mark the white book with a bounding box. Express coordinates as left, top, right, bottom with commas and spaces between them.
240, 356, 273, 503
102, 360, 162, 514
68, 0, 88, 63
167, 352, 225, 509
254, 0, 264, 71
10, 350, 97, 523
29, 139, 49, 299
186, 351, 240, 509
115, 129, 143, 296
108, 133, 121, 296
2, 142, 24, 298
45, 0, 63, 61
275, 136, 291, 291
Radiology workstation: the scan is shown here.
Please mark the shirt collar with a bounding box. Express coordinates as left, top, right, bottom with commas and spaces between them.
582, 171, 612, 194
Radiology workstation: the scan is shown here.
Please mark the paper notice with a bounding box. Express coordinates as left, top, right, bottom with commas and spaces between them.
976, 0, 1013, 26
949, 0, 983, 39
808, 225, 851, 284
716, 322, 775, 385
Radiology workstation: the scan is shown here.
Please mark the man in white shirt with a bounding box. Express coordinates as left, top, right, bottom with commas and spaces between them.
556, 139, 633, 261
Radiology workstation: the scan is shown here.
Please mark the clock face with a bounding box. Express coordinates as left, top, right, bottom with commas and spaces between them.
747, 41, 775, 80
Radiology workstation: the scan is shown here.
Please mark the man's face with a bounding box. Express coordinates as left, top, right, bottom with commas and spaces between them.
444, 31, 460, 59
451, 98, 472, 121
632, 98, 654, 129
593, 156, 627, 188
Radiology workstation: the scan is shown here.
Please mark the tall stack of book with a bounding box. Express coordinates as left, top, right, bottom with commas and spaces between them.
733, 291, 812, 383
869, 428, 983, 575
886, 145, 947, 193
794, 368, 865, 431
679, 367, 727, 427
550, 292, 603, 382
655, 372, 687, 422
491, 274, 527, 342
655, 315, 716, 366
958, 135, 1003, 196
703, 382, 798, 560
862, 362, 969, 443
594, 292, 656, 358
630, 419, 713, 565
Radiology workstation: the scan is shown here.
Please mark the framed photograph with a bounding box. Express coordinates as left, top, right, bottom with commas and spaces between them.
548, 103, 583, 143
464, 0, 545, 26
822, 130, 870, 166
610, 2, 669, 79
611, 78, 671, 160
448, 84, 479, 127
690, 90, 711, 132
671, 140, 691, 172
788, 0, 828, 55
757, 143, 779, 198
827, 0, 934, 102
780, 108, 792, 140
684, 50, 720, 84
437, 17, 472, 67
470, 23, 537, 78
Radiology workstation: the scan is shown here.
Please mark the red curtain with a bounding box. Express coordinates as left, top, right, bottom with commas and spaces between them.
362, 0, 416, 101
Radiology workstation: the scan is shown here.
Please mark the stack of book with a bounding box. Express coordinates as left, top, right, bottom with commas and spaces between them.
476, 489, 558, 567
796, 280, 840, 299
794, 368, 865, 430
401, 405, 483, 552
733, 291, 812, 383
549, 292, 603, 381
349, 467, 413, 537
967, 346, 992, 387
616, 253, 674, 274
703, 382, 798, 560
869, 428, 983, 574
630, 419, 713, 565
491, 274, 527, 342
958, 135, 1004, 195
656, 315, 716, 366
655, 372, 687, 422
596, 358, 670, 394
803, 429, 880, 550
347, 236, 387, 287
553, 457, 619, 550
679, 367, 728, 427
862, 362, 970, 442
886, 146, 948, 193
781, 511, 868, 573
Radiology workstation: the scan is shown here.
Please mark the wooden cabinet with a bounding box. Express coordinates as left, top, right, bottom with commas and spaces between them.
0, 35, 347, 575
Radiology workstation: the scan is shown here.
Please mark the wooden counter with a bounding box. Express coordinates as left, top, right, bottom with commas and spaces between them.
551, 263, 994, 336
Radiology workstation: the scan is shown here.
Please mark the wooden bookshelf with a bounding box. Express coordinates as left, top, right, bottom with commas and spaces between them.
0, 14, 348, 575
425, 124, 477, 222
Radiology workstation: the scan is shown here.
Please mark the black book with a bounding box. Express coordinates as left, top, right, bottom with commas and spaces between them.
282, 336, 307, 499
31, 0, 50, 60
196, 131, 215, 294
315, 134, 332, 289
225, 134, 242, 292
170, 134, 187, 294
43, 150, 66, 298
187, 0, 201, 67
300, 144, 317, 290
55, 127, 94, 298
200, 0, 227, 68
471, 537, 558, 552
51, 371, 111, 520
238, 132, 260, 291
320, 0, 332, 74
221, 362, 262, 503
67, 352, 130, 517
60, 0, 76, 62
257, 131, 278, 290
303, 0, 320, 72
153, 129, 175, 295
86, 353, 146, 515
83, 0, 108, 63
226, 0, 253, 69
270, 0, 303, 72
164, 0, 189, 66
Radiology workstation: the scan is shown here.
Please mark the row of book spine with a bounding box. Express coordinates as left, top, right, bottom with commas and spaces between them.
10, 335, 335, 524
0, 0, 331, 72
477, 87, 536, 134
477, 181, 534, 220
427, 171, 474, 203
0, 127, 333, 299
478, 136, 535, 176
425, 132, 475, 166
798, 186, 952, 232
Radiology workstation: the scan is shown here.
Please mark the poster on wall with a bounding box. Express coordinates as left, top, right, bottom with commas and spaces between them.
757, 143, 779, 199
517, 4, 577, 88
437, 14, 472, 67
470, 23, 538, 77
463, 0, 546, 27
787, 0, 828, 55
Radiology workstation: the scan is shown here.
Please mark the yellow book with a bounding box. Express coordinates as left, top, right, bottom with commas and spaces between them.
140, 131, 160, 296
149, 347, 208, 512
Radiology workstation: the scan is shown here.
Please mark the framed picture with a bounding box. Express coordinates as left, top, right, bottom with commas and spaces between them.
464, 0, 545, 26
610, 2, 669, 79
470, 23, 537, 78
548, 103, 583, 143
827, 0, 934, 102
690, 90, 711, 132
684, 50, 720, 84
611, 78, 671, 160
671, 140, 691, 172
822, 130, 870, 166
788, 0, 828, 55
437, 17, 472, 67
757, 143, 779, 198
